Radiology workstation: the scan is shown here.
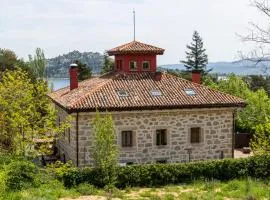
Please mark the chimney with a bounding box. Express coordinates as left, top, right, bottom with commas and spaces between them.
69, 63, 78, 90
155, 71, 162, 81
192, 70, 201, 84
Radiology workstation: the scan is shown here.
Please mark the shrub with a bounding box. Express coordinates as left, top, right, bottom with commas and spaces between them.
5, 160, 38, 190
75, 183, 98, 195
60, 155, 270, 188
47, 160, 74, 180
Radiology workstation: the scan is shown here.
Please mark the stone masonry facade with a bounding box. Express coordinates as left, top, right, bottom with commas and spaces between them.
56, 105, 235, 167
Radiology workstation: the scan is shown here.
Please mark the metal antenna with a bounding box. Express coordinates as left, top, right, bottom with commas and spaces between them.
133, 9, 136, 41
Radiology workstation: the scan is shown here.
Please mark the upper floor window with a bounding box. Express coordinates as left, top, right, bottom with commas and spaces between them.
129, 61, 137, 71
142, 61, 150, 70
190, 127, 201, 143
156, 129, 167, 146
121, 131, 133, 147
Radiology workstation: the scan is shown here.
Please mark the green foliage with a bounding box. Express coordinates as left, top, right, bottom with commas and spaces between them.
237, 89, 270, 131
244, 75, 270, 96
0, 69, 70, 155
0, 48, 19, 72
5, 160, 38, 190
47, 160, 74, 180
101, 52, 114, 74
251, 121, 270, 154
75, 183, 98, 195
28, 48, 47, 79
92, 112, 119, 187
60, 155, 270, 189
204, 74, 270, 135
75, 60, 92, 81
181, 31, 209, 74
213, 74, 250, 99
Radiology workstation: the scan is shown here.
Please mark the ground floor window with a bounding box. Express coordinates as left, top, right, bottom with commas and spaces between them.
121, 131, 133, 147
190, 127, 201, 143
156, 129, 167, 146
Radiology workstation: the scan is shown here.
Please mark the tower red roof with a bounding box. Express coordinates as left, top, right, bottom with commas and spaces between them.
107, 40, 165, 56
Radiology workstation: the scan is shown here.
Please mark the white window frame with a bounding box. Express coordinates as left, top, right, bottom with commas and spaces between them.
129, 60, 137, 71
142, 61, 151, 71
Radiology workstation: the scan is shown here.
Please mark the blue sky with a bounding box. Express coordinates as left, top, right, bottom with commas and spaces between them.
0, 0, 267, 64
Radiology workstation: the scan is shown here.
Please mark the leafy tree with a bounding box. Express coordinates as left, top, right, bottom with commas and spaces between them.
237, 89, 270, 131
28, 48, 47, 79
181, 31, 209, 74
0, 48, 27, 73
75, 60, 92, 81
101, 52, 114, 74
204, 74, 270, 133
251, 121, 270, 154
243, 75, 270, 96
0, 69, 69, 155
92, 111, 119, 187
214, 74, 250, 99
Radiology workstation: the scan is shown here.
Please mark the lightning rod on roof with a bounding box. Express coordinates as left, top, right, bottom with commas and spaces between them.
133, 9, 136, 41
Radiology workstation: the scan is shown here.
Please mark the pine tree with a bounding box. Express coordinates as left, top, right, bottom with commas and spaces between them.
181, 31, 209, 74
75, 60, 92, 81
101, 52, 114, 74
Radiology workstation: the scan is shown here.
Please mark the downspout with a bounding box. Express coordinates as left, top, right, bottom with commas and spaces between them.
76, 112, 79, 167
232, 110, 236, 158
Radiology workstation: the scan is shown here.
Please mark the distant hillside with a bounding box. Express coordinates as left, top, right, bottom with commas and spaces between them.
159, 60, 270, 75
46, 50, 104, 78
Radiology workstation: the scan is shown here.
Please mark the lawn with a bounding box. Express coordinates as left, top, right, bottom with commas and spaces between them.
3, 178, 270, 200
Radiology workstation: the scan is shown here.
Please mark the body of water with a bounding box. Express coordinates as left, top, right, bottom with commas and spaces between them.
48, 78, 69, 91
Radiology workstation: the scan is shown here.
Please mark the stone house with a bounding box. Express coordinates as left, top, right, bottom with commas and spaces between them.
49, 40, 245, 167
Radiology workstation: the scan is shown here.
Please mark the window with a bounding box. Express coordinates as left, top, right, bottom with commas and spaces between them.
150, 89, 162, 96
142, 61, 150, 70
117, 90, 129, 97
190, 127, 201, 143
129, 61, 137, 70
156, 129, 167, 146
184, 89, 196, 96
121, 131, 133, 147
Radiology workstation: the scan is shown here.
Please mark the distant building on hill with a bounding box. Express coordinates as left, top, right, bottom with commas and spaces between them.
49, 40, 245, 167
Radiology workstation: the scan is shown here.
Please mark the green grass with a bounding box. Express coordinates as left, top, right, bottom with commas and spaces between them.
0, 178, 270, 199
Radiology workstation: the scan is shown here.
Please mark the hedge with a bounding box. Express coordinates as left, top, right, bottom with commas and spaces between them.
60, 155, 270, 188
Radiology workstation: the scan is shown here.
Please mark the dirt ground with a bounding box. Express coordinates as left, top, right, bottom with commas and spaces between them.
234, 148, 253, 158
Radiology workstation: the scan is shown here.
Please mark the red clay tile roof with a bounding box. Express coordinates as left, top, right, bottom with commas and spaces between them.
48, 72, 245, 113
107, 40, 165, 56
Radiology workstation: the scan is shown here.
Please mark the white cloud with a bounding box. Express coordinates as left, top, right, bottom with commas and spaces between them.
0, 0, 267, 64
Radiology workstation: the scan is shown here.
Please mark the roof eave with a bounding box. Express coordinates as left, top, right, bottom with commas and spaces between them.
107, 50, 164, 56
65, 102, 246, 113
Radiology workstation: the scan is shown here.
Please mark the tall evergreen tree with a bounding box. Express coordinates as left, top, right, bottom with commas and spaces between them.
101, 52, 114, 74
28, 48, 47, 79
75, 60, 92, 81
181, 31, 209, 74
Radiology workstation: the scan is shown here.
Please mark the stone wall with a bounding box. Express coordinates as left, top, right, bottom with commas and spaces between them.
55, 105, 77, 163
57, 107, 235, 167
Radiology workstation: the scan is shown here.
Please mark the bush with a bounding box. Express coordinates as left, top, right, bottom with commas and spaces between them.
75, 183, 98, 195
60, 155, 270, 188
5, 160, 38, 190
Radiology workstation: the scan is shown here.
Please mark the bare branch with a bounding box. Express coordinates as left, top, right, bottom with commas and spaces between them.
252, 0, 270, 18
